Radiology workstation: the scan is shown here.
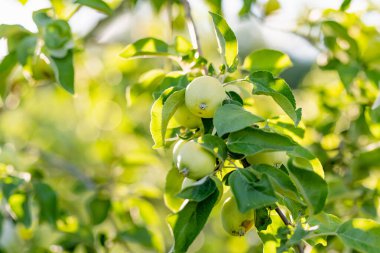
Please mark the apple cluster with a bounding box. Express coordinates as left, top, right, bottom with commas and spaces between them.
171, 76, 256, 236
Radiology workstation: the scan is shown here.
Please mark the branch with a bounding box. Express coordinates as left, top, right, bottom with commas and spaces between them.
180, 0, 208, 75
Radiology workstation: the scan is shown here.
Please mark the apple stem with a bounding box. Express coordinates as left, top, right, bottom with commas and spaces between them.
180, 0, 208, 75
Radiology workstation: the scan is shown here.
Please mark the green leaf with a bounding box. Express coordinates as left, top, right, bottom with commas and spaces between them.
18, 0, 28, 5
252, 164, 299, 201
371, 92, 380, 123
340, 0, 352, 11
214, 104, 264, 136
120, 38, 170, 59
0, 24, 30, 39
337, 219, 380, 253
337, 62, 360, 90
200, 134, 228, 162
118, 225, 153, 248
164, 168, 185, 212
227, 127, 323, 177
254, 207, 272, 231
229, 168, 277, 212
74, 0, 113, 15
174, 36, 193, 54
209, 12, 238, 72
286, 163, 327, 215
308, 212, 341, 235
243, 49, 293, 76
16, 36, 37, 65
9, 193, 32, 227
150, 89, 185, 148
0, 52, 18, 98
34, 182, 58, 225
44, 20, 72, 50
49, 49, 75, 93
248, 71, 301, 125
168, 190, 218, 253
86, 194, 111, 225
177, 176, 216, 202
32, 9, 53, 28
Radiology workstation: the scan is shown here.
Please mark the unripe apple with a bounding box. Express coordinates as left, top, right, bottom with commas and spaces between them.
185, 76, 226, 118
173, 103, 202, 129
175, 141, 216, 180
221, 196, 255, 236
181, 177, 197, 189
172, 139, 186, 164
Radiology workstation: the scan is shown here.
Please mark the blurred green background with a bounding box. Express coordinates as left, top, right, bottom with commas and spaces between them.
0, 0, 380, 252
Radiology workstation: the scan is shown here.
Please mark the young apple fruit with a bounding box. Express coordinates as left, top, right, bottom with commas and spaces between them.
175, 141, 215, 180
185, 76, 226, 118
173, 103, 202, 129
221, 196, 255, 236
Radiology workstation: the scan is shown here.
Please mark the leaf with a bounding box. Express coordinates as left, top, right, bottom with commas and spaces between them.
0, 52, 18, 98
243, 49, 293, 76
248, 71, 301, 125
164, 168, 185, 212
120, 38, 170, 59
252, 164, 299, 201
337, 219, 380, 253
9, 193, 32, 227
0, 24, 30, 39
86, 194, 111, 225
340, 0, 352, 11
337, 62, 360, 90
34, 182, 58, 225
118, 225, 153, 248
18, 0, 28, 5
214, 104, 264, 136
286, 163, 327, 215
308, 212, 341, 235
229, 168, 277, 212
209, 12, 238, 72
74, 0, 112, 15
200, 134, 228, 162
227, 127, 323, 177
371, 92, 380, 123
177, 176, 216, 202
174, 36, 193, 54
150, 89, 185, 148
168, 190, 218, 253
49, 49, 75, 93
16, 36, 37, 65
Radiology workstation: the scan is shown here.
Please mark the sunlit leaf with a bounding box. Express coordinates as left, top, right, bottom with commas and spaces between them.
74, 0, 112, 15
150, 88, 185, 148
248, 71, 301, 125
209, 12, 238, 72
243, 49, 292, 76
337, 219, 380, 253
120, 38, 170, 59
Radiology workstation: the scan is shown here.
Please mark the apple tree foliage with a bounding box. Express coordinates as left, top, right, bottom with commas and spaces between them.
0, 0, 380, 252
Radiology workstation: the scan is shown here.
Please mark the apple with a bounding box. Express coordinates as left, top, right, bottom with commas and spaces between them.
175, 140, 216, 180
221, 196, 255, 236
173, 103, 202, 129
185, 76, 226, 118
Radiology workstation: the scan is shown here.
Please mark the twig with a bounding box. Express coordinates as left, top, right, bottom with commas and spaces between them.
180, 0, 208, 75
66, 5, 82, 20
39, 150, 96, 190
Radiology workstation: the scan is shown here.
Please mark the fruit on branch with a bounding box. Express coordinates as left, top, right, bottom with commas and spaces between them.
221, 196, 255, 236
174, 140, 216, 180
181, 177, 197, 189
185, 76, 226, 118
172, 139, 186, 164
173, 103, 202, 129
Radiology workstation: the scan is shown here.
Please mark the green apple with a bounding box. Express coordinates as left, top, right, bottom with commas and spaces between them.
185, 76, 226, 118
173, 103, 202, 129
175, 141, 216, 180
172, 139, 186, 164
221, 196, 255, 236
246, 151, 288, 166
